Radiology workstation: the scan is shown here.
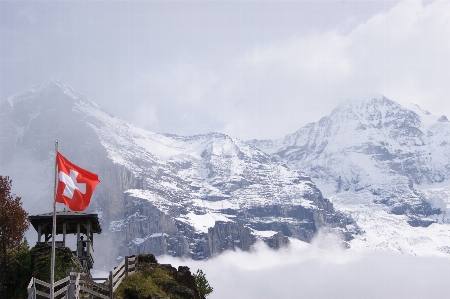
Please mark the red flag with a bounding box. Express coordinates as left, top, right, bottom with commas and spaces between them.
55, 152, 100, 211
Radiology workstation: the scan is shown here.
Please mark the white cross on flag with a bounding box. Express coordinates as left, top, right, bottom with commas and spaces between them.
55, 152, 100, 211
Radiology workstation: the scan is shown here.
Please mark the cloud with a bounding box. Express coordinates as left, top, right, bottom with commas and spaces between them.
129, 64, 222, 135
210, 0, 450, 140
158, 237, 450, 299
2, 1, 449, 140
118, 0, 450, 140
133, 102, 158, 130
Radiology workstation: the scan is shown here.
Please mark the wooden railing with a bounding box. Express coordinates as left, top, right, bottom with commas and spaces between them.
27, 275, 69, 299
27, 255, 137, 299
107, 255, 137, 293
77, 273, 110, 299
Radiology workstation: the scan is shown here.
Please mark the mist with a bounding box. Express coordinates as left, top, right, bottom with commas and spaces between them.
159, 236, 450, 299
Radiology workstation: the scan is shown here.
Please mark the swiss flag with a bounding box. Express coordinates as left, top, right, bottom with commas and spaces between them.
55, 152, 100, 211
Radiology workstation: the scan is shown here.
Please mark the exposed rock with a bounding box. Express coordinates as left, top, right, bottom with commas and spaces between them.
437, 115, 449, 122
207, 222, 256, 256
263, 231, 290, 248
407, 216, 436, 227
112, 179, 353, 259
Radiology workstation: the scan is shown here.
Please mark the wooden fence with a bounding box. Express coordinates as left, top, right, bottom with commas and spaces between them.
27, 276, 69, 299
108, 254, 137, 294
27, 255, 137, 299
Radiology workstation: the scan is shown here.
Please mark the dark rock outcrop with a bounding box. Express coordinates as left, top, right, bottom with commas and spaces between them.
30, 243, 82, 282
115, 253, 202, 299
207, 221, 256, 256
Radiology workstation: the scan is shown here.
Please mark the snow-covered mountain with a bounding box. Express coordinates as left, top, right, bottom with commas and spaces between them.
0, 80, 353, 261
249, 96, 450, 256
3, 82, 449, 259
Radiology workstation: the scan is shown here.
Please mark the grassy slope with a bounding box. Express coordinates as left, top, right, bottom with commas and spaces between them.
114, 254, 201, 299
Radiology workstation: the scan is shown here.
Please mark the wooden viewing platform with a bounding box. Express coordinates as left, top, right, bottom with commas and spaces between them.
29, 211, 102, 273
27, 211, 137, 298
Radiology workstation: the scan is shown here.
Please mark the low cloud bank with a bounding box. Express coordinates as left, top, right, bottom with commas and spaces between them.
159, 235, 450, 299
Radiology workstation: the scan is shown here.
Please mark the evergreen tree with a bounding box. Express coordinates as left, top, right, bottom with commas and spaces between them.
193, 269, 213, 298
11, 239, 32, 298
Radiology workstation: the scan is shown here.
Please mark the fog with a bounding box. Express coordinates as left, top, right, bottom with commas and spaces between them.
159, 235, 450, 299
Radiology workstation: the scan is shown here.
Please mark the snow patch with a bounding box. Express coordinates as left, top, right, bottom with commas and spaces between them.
176, 212, 232, 233
252, 230, 278, 238
129, 233, 169, 246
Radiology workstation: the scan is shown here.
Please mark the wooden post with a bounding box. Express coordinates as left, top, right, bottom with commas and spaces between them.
66, 269, 74, 299
125, 256, 129, 277
87, 221, 91, 258
28, 277, 36, 299
38, 224, 42, 242
76, 223, 80, 256
87, 221, 91, 241
109, 271, 114, 299
62, 222, 66, 247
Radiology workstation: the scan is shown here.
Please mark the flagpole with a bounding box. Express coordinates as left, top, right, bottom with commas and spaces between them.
50, 140, 58, 299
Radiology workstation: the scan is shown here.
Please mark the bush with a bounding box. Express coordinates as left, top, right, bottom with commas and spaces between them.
0, 238, 32, 299
0, 176, 29, 298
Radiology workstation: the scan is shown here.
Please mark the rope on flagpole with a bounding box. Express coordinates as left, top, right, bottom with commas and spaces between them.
50, 140, 58, 299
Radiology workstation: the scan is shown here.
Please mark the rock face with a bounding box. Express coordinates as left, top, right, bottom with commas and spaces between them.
111, 176, 352, 259
0, 80, 353, 262
207, 222, 257, 256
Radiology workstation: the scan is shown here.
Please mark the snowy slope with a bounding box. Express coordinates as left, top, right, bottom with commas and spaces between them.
249, 96, 450, 256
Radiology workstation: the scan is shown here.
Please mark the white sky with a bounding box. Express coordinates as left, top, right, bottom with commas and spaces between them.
1, 0, 449, 140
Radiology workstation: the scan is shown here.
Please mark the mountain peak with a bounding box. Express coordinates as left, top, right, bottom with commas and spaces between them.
6, 79, 88, 108
333, 95, 396, 113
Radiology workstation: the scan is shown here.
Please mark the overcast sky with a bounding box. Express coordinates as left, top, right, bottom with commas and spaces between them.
1, 0, 449, 140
